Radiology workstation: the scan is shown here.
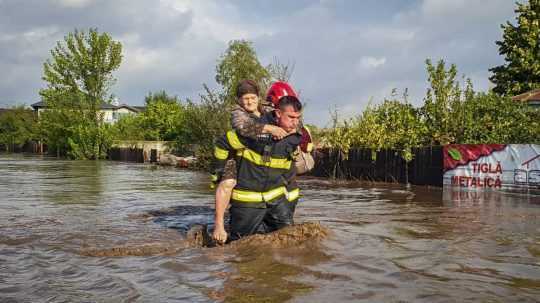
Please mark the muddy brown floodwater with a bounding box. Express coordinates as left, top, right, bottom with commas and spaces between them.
1, 154, 540, 302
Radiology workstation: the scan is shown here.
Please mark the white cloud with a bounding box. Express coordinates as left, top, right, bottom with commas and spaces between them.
421, 0, 468, 16
358, 56, 387, 70
54, 0, 93, 8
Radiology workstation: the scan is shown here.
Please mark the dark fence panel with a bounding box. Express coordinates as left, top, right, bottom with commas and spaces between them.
408, 146, 443, 186
312, 146, 443, 187
0, 141, 46, 154
107, 147, 144, 163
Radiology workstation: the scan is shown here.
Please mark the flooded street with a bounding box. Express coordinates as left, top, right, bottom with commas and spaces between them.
1, 154, 540, 302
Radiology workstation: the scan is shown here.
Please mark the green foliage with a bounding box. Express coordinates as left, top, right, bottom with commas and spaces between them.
460, 92, 540, 144
175, 85, 230, 168
112, 114, 145, 141
215, 40, 271, 105
39, 28, 122, 159
65, 120, 115, 159
319, 96, 426, 162
317, 109, 356, 155
139, 91, 183, 141
421, 59, 473, 145
0, 106, 36, 151
318, 59, 539, 161
489, 0, 540, 95
110, 91, 184, 142
355, 98, 425, 161
38, 104, 115, 159
41, 28, 122, 105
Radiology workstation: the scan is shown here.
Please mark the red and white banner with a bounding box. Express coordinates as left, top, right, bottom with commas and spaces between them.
443, 144, 540, 191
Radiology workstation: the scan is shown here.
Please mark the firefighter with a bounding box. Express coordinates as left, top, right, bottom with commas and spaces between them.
212, 96, 303, 243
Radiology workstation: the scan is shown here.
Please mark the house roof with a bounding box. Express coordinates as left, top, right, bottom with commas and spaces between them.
116, 104, 146, 112
132, 106, 146, 112
512, 89, 540, 102
31, 101, 145, 112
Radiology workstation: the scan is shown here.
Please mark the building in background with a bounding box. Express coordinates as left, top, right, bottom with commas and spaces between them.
31, 101, 145, 123
512, 89, 540, 108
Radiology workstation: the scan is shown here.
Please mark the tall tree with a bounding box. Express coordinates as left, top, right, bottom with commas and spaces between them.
39, 28, 122, 159
0, 106, 36, 152
140, 91, 184, 141
215, 40, 270, 105
489, 0, 540, 95
420, 59, 473, 145
460, 92, 539, 144
40, 28, 122, 110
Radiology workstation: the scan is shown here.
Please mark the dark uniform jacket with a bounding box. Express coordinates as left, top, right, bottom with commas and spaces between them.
212, 121, 302, 209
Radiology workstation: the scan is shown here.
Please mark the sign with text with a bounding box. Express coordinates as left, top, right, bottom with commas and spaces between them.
443, 144, 540, 191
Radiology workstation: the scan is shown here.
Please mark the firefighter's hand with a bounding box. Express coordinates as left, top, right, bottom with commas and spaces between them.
269, 125, 288, 140
212, 225, 228, 245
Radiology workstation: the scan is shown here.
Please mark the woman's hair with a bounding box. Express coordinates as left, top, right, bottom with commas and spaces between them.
236, 79, 260, 98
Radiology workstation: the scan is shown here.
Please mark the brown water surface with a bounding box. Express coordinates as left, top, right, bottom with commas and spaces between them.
1, 154, 539, 302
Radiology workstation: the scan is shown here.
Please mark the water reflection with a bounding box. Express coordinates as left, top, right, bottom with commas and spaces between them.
1, 154, 540, 302
42, 160, 105, 205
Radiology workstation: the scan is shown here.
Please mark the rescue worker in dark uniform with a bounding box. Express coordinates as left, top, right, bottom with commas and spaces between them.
212, 96, 303, 242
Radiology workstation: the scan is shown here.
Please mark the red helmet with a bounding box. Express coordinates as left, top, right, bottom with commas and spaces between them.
266, 81, 299, 107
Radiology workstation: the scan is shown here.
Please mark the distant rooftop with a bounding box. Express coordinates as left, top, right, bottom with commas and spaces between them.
512, 89, 540, 102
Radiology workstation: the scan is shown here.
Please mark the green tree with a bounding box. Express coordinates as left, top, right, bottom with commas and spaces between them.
460, 91, 540, 144
420, 59, 473, 145
39, 28, 122, 159
215, 40, 271, 105
112, 114, 145, 141
41, 28, 123, 108
0, 106, 36, 151
139, 91, 183, 141
364, 99, 424, 161
489, 0, 540, 95
318, 109, 356, 155
175, 85, 230, 168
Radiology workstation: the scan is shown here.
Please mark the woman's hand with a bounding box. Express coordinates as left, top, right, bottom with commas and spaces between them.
269, 125, 288, 140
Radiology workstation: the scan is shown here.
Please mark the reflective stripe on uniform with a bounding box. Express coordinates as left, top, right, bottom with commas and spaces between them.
286, 188, 300, 201
241, 149, 291, 169
214, 147, 229, 160
232, 186, 300, 203
226, 131, 245, 150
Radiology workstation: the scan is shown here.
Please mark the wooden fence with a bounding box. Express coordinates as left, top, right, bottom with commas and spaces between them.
311, 146, 443, 186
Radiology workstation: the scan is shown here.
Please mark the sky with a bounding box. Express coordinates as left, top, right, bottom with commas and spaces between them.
0, 0, 517, 126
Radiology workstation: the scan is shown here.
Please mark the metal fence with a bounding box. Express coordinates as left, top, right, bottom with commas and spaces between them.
311, 146, 443, 186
